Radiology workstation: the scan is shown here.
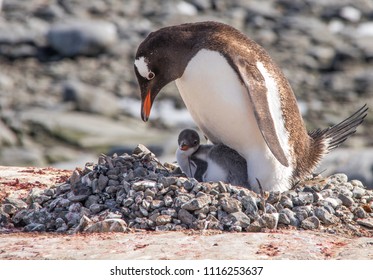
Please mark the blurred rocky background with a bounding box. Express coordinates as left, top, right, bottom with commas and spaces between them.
0, 0, 372, 186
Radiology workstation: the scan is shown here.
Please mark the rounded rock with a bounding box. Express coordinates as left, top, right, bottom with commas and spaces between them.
301, 216, 320, 230
47, 20, 118, 56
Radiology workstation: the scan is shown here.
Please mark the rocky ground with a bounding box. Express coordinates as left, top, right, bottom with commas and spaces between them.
0, 0, 372, 186
0, 145, 373, 259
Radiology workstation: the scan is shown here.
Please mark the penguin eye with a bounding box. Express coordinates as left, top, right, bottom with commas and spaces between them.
147, 71, 155, 80
193, 140, 198, 145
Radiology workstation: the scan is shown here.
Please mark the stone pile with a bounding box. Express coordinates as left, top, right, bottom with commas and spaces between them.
1, 145, 372, 237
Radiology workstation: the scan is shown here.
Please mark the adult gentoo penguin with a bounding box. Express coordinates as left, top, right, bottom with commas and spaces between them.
176, 129, 249, 188
134, 21, 367, 192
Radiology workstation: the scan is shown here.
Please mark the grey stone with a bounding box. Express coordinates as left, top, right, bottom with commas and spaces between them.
353, 207, 367, 219
68, 194, 89, 202
278, 212, 291, 225
4, 197, 27, 210
158, 176, 178, 188
164, 196, 173, 207
73, 215, 93, 233
0, 119, 17, 146
315, 207, 339, 225
293, 192, 314, 206
267, 191, 281, 204
150, 200, 164, 209
279, 208, 299, 227
84, 218, 127, 233
301, 216, 320, 230
84, 195, 99, 208
293, 207, 309, 222
0, 208, 10, 225
227, 212, 251, 227
219, 197, 242, 213
258, 213, 278, 229
97, 174, 109, 192
241, 195, 258, 217
279, 195, 293, 208
47, 20, 118, 56
246, 220, 262, 232
329, 173, 348, 183
357, 218, 373, 229
89, 203, 107, 214
26, 188, 44, 204
161, 208, 177, 218
205, 214, 221, 230
324, 197, 342, 209
181, 194, 211, 211
265, 203, 277, 214
24, 223, 46, 232
353, 186, 366, 199
155, 215, 172, 226
338, 193, 354, 207
178, 209, 196, 226
1, 204, 17, 215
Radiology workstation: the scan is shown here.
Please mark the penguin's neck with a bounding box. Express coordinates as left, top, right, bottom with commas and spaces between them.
176, 148, 196, 178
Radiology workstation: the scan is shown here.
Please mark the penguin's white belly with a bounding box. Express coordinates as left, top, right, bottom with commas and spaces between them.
175, 49, 291, 192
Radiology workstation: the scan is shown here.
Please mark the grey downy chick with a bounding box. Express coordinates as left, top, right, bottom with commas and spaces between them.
176, 129, 250, 188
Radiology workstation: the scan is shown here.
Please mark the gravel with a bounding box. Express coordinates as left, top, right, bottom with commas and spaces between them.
1, 144, 372, 237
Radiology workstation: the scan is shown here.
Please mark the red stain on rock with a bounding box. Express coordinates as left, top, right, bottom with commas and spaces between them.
256, 242, 280, 257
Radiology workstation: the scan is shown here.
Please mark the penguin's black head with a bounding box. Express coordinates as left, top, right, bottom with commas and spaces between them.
134, 25, 197, 122
178, 129, 200, 152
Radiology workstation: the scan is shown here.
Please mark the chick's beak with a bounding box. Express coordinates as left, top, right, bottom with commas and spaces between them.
180, 144, 189, 151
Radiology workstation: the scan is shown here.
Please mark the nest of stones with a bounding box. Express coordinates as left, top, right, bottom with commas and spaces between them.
1, 144, 373, 237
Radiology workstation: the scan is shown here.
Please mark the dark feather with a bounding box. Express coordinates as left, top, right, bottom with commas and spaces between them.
309, 104, 368, 152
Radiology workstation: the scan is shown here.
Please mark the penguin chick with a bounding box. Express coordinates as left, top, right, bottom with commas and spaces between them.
176, 129, 249, 188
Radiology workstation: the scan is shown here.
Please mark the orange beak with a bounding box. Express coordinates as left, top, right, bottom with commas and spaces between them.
180, 144, 189, 151
142, 90, 152, 122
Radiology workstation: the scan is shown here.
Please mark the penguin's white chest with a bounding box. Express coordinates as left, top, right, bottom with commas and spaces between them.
175, 49, 263, 182
175, 49, 262, 147
175, 49, 292, 192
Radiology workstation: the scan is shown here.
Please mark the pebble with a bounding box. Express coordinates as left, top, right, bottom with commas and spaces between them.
47, 20, 118, 56
155, 215, 172, 226
338, 193, 354, 207
84, 218, 127, 233
181, 195, 211, 211
301, 216, 320, 230
293, 192, 314, 206
219, 197, 242, 213
3, 197, 27, 210
357, 218, 373, 229
226, 212, 251, 228
315, 207, 339, 226
241, 195, 258, 218
279, 208, 299, 227
2, 145, 372, 236
353, 186, 366, 199
258, 213, 278, 229
178, 209, 196, 226
353, 207, 367, 219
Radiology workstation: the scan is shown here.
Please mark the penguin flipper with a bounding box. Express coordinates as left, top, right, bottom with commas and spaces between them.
233, 56, 289, 167
191, 156, 208, 182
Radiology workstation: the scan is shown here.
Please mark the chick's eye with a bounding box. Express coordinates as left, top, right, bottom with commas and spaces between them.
147, 71, 155, 80
193, 140, 198, 145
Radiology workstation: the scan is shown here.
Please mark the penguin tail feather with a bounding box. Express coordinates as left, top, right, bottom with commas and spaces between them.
309, 104, 368, 152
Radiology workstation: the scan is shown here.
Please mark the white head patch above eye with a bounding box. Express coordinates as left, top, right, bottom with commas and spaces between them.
135, 56, 153, 80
